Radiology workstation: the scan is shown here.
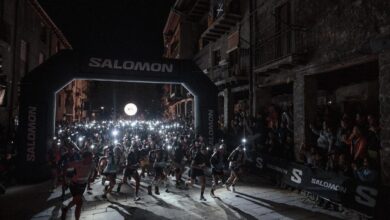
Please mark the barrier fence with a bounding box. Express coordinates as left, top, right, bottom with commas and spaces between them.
254, 154, 378, 217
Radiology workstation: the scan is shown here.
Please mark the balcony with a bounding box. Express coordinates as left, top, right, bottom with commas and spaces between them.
254, 27, 307, 74
187, 0, 210, 22
201, 14, 241, 41
193, 43, 211, 71
208, 63, 248, 87
201, 0, 241, 42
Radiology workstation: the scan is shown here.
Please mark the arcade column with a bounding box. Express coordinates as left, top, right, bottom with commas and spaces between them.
379, 51, 390, 187
293, 74, 317, 161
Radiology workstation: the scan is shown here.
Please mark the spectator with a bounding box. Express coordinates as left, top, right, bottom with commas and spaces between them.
347, 126, 367, 162
310, 121, 334, 154
352, 158, 378, 184
334, 119, 351, 154
367, 115, 380, 162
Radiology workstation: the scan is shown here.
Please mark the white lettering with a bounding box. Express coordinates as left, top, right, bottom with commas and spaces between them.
256, 157, 263, 169
134, 62, 150, 71
101, 59, 112, 68
123, 61, 134, 70
151, 63, 161, 72
311, 178, 347, 193
26, 106, 37, 162
208, 110, 214, 146
88, 57, 101, 67
291, 168, 303, 184
113, 60, 122, 69
87, 58, 174, 73
162, 64, 173, 73
355, 186, 378, 207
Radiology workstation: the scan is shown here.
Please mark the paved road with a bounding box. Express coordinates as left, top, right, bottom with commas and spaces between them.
0, 175, 358, 220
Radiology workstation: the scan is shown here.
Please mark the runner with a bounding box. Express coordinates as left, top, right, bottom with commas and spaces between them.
61, 151, 95, 220
147, 145, 170, 195
58, 144, 81, 201
117, 146, 141, 201
186, 146, 208, 201
210, 144, 226, 198
102, 146, 119, 199
173, 136, 185, 187
225, 145, 247, 192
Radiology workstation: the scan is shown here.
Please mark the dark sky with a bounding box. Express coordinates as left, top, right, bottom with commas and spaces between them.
38, 0, 175, 57
38, 0, 175, 118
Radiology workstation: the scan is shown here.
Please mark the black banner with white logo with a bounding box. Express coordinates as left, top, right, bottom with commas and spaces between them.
255, 154, 378, 217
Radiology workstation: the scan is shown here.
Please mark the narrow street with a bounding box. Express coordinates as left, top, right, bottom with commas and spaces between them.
0, 175, 358, 220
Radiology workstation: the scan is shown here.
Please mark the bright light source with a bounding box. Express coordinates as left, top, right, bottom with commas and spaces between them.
100, 106, 105, 110
78, 137, 84, 142
167, 145, 172, 150
53, 136, 57, 140
124, 103, 138, 116
91, 144, 95, 149
112, 129, 119, 137
242, 138, 247, 144
114, 140, 118, 144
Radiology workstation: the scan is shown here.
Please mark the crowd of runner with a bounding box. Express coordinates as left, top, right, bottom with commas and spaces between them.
50, 119, 247, 220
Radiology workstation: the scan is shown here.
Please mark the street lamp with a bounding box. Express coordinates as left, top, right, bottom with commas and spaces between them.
124, 103, 137, 116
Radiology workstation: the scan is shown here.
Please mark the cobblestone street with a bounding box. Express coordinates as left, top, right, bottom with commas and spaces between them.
0, 175, 359, 220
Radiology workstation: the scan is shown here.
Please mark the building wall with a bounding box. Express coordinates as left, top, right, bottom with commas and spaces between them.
0, 0, 78, 141
252, 0, 390, 187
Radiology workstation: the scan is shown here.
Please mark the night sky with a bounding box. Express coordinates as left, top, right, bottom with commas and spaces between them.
38, 0, 176, 118
38, 0, 175, 57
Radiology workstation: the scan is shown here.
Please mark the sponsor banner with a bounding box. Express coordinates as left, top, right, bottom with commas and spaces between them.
87, 57, 174, 73
255, 154, 378, 217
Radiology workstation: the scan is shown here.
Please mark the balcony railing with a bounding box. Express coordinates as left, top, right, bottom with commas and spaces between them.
254, 27, 307, 69
193, 43, 211, 71
208, 63, 248, 86
187, 0, 210, 22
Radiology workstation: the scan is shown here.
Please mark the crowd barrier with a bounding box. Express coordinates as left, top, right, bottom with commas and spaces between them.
254, 154, 378, 217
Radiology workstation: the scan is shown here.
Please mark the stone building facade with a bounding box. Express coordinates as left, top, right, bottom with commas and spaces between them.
163, 0, 251, 130
251, 0, 390, 187
0, 0, 87, 142
164, 0, 390, 189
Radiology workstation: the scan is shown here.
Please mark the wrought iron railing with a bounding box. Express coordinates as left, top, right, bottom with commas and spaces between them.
254, 27, 307, 68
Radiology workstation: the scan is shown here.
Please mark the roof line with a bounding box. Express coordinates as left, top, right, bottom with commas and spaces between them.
28, 0, 72, 49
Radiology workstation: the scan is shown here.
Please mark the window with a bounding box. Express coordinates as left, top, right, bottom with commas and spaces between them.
212, 49, 221, 66
39, 53, 45, 64
40, 23, 48, 44
275, 1, 292, 58
228, 50, 239, 76
20, 40, 29, 76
